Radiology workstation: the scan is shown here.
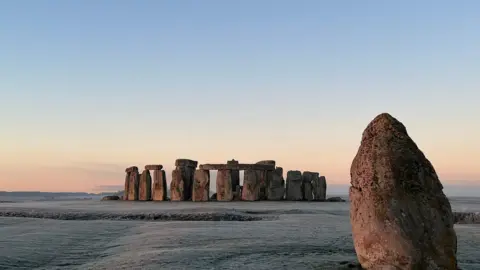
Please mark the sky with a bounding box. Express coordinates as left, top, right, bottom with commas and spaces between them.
1, 1, 479, 193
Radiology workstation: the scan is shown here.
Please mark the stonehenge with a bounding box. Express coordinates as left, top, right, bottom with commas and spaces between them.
122, 159, 329, 202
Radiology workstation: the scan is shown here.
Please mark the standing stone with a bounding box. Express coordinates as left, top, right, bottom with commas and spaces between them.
170, 168, 185, 201
256, 161, 275, 200
267, 167, 285, 200
233, 185, 242, 201
286, 170, 303, 201
228, 160, 240, 193
192, 170, 210, 202
139, 170, 152, 201
152, 169, 167, 201
242, 169, 260, 201
350, 113, 457, 269
124, 171, 130, 200
127, 168, 140, 201
312, 174, 327, 201
216, 169, 233, 201
302, 172, 315, 201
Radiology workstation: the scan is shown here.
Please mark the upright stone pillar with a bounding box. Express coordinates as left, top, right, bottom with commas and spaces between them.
170, 159, 198, 201
286, 170, 303, 201
124, 167, 136, 200
302, 171, 315, 201
256, 160, 275, 200
145, 165, 165, 201
227, 159, 240, 193
139, 169, 152, 201
242, 169, 260, 201
193, 170, 210, 202
127, 167, 140, 201
268, 167, 285, 200
312, 175, 327, 201
216, 169, 233, 201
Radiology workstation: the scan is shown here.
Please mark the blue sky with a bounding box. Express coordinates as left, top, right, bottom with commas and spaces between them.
1, 1, 479, 192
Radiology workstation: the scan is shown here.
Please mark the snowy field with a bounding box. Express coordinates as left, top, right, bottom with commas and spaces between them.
0, 197, 479, 269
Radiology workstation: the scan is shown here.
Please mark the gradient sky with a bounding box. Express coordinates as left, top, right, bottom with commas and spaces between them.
1, 1, 479, 193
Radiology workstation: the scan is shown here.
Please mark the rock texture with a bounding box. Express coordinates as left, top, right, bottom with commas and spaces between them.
152, 169, 167, 201
170, 168, 185, 201
192, 170, 210, 202
139, 170, 152, 201
302, 172, 315, 201
145, 164, 163, 170
350, 113, 457, 269
228, 160, 240, 194
124, 171, 130, 200
286, 170, 303, 201
216, 169, 233, 201
312, 175, 327, 201
170, 159, 197, 201
127, 168, 140, 201
242, 169, 260, 201
175, 159, 198, 168
268, 167, 285, 200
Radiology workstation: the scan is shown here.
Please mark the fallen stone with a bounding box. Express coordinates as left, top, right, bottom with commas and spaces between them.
192, 170, 210, 202
127, 170, 140, 201
267, 167, 285, 200
199, 163, 275, 171
286, 170, 303, 201
152, 169, 167, 201
139, 170, 152, 201
144, 164, 163, 170
242, 169, 260, 201
326, 196, 345, 202
312, 174, 327, 201
350, 113, 457, 269
125, 166, 138, 173
302, 172, 315, 201
175, 159, 198, 168
453, 212, 480, 224
101, 195, 120, 201
216, 169, 233, 201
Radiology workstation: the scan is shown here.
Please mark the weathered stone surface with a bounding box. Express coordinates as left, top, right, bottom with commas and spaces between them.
125, 166, 138, 173
170, 167, 194, 201
231, 169, 240, 192
210, 193, 217, 201
267, 167, 285, 200
302, 172, 315, 201
199, 163, 275, 171
242, 169, 260, 201
101, 195, 120, 201
216, 169, 233, 201
152, 169, 167, 201
255, 170, 269, 200
312, 175, 327, 201
192, 170, 210, 202
256, 160, 276, 166
127, 170, 140, 201
145, 164, 163, 170
124, 172, 130, 200
139, 170, 152, 201
175, 159, 198, 168
233, 185, 242, 201
350, 113, 457, 269
286, 170, 303, 201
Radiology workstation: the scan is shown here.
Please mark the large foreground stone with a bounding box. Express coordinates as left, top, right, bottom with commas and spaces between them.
193, 170, 210, 202
350, 113, 457, 269
216, 169, 233, 201
152, 169, 167, 201
139, 170, 152, 201
242, 169, 260, 201
312, 175, 327, 201
286, 170, 303, 201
